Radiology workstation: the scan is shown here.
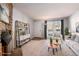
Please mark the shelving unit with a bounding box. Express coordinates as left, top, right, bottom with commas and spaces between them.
15, 21, 30, 47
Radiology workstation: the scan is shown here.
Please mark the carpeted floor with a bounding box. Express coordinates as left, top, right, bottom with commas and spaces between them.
21, 40, 76, 56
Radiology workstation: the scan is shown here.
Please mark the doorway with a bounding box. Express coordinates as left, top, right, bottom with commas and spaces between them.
44, 21, 47, 39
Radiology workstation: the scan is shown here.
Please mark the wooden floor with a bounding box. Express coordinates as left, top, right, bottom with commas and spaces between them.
22, 40, 76, 56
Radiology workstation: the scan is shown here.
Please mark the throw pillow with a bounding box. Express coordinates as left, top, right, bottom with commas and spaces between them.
71, 35, 76, 41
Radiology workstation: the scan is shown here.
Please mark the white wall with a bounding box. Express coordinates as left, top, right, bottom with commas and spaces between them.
64, 17, 70, 35
69, 11, 79, 33
33, 20, 44, 38
64, 17, 69, 30
11, 8, 34, 49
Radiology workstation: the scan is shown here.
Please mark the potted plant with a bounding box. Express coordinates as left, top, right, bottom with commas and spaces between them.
65, 27, 69, 35
65, 27, 71, 38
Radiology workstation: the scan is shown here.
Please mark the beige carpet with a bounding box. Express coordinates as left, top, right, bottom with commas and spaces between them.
22, 40, 76, 56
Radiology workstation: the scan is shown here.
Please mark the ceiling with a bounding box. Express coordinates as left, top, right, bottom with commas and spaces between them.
13, 3, 79, 20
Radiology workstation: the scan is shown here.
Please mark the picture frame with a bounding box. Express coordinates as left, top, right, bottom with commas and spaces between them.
0, 4, 9, 24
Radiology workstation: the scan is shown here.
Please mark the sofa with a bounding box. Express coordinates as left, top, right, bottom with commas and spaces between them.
65, 34, 79, 56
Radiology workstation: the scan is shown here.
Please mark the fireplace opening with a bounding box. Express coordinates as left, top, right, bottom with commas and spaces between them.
1, 30, 12, 56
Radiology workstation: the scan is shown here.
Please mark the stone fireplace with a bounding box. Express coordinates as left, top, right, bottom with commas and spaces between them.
0, 3, 13, 56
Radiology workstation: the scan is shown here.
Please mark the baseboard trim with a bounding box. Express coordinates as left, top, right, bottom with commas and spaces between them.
32, 37, 44, 40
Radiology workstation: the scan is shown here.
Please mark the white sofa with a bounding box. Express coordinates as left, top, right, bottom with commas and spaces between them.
66, 34, 79, 56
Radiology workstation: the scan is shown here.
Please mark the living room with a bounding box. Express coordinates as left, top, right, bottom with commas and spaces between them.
0, 3, 79, 56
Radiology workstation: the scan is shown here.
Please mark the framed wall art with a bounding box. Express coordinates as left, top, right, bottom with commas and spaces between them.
0, 4, 9, 23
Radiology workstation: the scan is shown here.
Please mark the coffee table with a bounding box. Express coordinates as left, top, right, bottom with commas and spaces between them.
48, 43, 61, 55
